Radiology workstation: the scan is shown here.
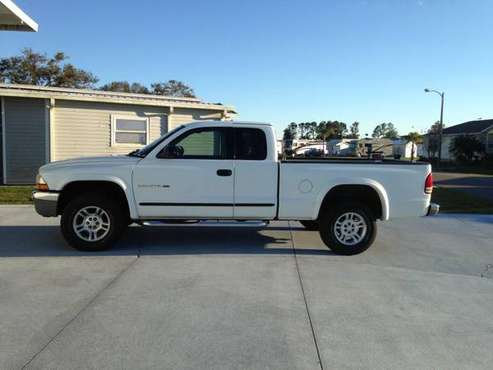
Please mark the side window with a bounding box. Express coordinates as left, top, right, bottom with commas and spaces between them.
159, 127, 232, 159
235, 128, 267, 160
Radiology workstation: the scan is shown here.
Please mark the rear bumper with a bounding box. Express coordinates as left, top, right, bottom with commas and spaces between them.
33, 191, 59, 217
427, 203, 440, 216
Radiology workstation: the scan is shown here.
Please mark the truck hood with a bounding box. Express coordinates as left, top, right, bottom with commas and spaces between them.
40, 155, 142, 172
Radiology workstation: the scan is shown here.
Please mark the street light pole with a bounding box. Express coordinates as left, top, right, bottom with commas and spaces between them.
424, 88, 445, 167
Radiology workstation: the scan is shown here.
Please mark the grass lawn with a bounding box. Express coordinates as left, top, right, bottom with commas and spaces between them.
432, 187, 493, 214
0, 186, 34, 204
440, 168, 493, 176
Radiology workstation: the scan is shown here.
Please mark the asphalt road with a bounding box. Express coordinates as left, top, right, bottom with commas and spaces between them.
434, 171, 493, 201
1, 206, 493, 369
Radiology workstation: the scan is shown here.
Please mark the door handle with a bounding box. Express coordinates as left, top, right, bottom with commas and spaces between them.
217, 169, 232, 177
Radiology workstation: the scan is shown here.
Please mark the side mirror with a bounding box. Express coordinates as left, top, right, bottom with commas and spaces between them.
158, 144, 184, 158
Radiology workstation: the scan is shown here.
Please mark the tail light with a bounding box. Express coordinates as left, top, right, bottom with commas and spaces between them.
424, 173, 433, 194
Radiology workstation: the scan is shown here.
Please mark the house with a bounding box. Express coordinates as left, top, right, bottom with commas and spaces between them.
422, 119, 493, 160
294, 144, 326, 156
293, 140, 327, 156
279, 139, 327, 155
326, 139, 358, 156
0, 0, 38, 31
355, 138, 394, 157
392, 139, 420, 159
0, 84, 235, 184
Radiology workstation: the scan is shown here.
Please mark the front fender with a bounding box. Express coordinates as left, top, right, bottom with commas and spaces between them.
48, 173, 138, 220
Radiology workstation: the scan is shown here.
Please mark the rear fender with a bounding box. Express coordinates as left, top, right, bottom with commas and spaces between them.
314, 177, 390, 221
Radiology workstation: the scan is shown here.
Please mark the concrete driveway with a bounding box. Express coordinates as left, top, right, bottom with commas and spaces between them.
1, 206, 493, 369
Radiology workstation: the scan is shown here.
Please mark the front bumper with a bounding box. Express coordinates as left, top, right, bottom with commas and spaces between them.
427, 203, 440, 216
33, 191, 59, 217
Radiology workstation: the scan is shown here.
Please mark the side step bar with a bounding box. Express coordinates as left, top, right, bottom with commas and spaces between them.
140, 220, 269, 227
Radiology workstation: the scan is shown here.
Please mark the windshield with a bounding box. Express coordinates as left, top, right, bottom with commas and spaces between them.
128, 125, 185, 158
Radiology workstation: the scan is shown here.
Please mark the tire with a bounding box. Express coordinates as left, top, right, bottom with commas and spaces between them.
299, 220, 319, 231
61, 194, 127, 251
319, 202, 377, 255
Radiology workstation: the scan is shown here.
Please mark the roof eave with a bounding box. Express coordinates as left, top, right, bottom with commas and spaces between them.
0, 85, 235, 112
0, 0, 38, 32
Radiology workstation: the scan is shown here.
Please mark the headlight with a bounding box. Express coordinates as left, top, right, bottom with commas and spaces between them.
35, 174, 49, 191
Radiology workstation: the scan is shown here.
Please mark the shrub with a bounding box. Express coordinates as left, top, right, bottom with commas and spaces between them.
449, 135, 485, 162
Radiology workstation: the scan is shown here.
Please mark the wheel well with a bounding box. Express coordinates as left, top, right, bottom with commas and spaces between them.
318, 185, 383, 220
57, 181, 130, 219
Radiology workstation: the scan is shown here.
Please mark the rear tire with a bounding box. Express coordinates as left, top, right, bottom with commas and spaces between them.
299, 220, 319, 231
61, 194, 127, 251
319, 202, 377, 255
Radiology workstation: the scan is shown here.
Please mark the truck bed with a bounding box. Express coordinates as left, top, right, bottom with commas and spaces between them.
282, 157, 429, 165
278, 158, 432, 220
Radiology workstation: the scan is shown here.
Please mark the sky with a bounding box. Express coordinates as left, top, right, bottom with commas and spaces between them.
1, 0, 492, 138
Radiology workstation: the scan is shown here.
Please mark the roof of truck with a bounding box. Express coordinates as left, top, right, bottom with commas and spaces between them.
187, 120, 272, 127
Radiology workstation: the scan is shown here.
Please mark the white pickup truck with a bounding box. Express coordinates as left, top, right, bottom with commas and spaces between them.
33, 121, 439, 255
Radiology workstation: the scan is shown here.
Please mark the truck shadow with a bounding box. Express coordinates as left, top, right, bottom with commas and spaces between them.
0, 225, 332, 257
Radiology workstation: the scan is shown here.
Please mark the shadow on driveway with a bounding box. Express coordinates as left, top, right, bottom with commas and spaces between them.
0, 224, 332, 257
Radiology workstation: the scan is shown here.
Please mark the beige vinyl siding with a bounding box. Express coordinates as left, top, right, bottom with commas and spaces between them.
53, 100, 168, 161
4, 97, 46, 184
169, 108, 224, 130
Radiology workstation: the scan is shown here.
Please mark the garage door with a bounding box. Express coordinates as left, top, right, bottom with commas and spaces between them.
4, 97, 46, 184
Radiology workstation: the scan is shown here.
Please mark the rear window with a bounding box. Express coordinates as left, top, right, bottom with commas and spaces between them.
235, 128, 267, 160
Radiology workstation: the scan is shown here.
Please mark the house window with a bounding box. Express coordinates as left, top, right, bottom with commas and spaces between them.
111, 116, 149, 146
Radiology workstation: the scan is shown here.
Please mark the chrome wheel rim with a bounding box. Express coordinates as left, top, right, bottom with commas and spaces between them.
333, 212, 367, 246
73, 206, 111, 242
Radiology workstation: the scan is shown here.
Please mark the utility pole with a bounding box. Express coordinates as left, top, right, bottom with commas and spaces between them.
424, 88, 445, 167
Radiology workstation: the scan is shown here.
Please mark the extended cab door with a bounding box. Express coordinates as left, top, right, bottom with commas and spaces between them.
133, 127, 234, 219
233, 127, 277, 219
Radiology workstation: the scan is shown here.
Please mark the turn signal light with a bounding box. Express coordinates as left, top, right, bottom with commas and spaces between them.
424, 173, 433, 194
35, 174, 49, 191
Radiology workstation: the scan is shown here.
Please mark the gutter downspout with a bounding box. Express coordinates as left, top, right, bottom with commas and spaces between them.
1, 96, 6, 184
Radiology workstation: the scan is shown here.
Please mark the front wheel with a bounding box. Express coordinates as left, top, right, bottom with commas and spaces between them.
61, 195, 127, 251
319, 202, 377, 255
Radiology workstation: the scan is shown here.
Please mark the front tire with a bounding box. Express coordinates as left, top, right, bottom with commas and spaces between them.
319, 202, 377, 255
61, 194, 127, 251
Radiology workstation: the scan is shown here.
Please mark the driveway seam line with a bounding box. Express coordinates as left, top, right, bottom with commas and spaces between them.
21, 255, 140, 369
288, 221, 324, 370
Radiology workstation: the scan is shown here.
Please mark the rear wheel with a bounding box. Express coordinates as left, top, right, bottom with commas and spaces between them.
319, 202, 376, 255
61, 194, 127, 251
299, 220, 319, 231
